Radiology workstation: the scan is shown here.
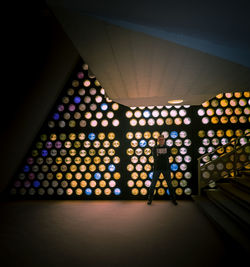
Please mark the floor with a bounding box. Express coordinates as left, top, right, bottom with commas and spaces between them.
0, 200, 246, 267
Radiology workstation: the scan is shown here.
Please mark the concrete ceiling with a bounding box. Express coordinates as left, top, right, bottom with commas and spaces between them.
47, 0, 250, 106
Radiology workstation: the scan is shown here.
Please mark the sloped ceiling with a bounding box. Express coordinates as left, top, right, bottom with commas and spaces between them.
47, 0, 250, 106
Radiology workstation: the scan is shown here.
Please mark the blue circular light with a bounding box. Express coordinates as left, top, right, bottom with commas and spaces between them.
114, 188, 121, 195
139, 139, 147, 147
94, 172, 101, 180
53, 113, 60, 120
88, 133, 96, 140
33, 181, 40, 188
74, 96, 81, 104
23, 165, 30, 173
85, 188, 92, 195
171, 163, 178, 171
101, 103, 108, 111
170, 131, 178, 138
143, 110, 151, 118
41, 150, 48, 157
149, 172, 153, 179
108, 164, 115, 172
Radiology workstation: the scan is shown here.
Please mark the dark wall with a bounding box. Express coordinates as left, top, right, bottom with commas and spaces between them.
0, 1, 80, 193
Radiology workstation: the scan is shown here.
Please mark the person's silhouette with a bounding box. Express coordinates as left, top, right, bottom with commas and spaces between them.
147, 135, 177, 205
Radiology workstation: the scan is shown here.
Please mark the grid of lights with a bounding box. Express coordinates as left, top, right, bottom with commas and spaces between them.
125, 105, 191, 127
125, 130, 193, 197
10, 63, 122, 198
198, 92, 250, 164
197, 92, 250, 125
8, 58, 250, 199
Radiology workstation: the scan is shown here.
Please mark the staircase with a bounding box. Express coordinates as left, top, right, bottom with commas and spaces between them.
192, 133, 250, 254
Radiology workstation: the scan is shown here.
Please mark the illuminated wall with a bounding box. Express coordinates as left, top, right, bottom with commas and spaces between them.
8, 60, 250, 199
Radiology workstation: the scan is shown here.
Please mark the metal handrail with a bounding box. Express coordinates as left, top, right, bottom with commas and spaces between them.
197, 131, 250, 196
197, 131, 250, 161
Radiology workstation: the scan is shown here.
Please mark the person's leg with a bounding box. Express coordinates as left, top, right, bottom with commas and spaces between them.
163, 169, 177, 205
147, 170, 160, 204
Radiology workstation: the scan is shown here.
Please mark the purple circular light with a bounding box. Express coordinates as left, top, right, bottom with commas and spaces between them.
77, 72, 84, 79
68, 104, 76, 112
55, 141, 62, 149
24, 181, 31, 188
57, 105, 64, 112
27, 157, 34, 165
45, 141, 53, 149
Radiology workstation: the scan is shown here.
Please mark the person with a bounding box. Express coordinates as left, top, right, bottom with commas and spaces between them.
147, 134, 177, 205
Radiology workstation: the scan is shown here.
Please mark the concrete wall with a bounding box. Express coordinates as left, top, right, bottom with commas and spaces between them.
0, 5, 80, 193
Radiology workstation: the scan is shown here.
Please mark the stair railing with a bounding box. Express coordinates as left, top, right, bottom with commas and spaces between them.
197, 132, 250, 196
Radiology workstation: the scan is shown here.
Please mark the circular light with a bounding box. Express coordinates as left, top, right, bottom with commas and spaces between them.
101, 120, 109, 127
143, 110, 151, 118
101, 103, 108, 111
90, 103, 97, 111
161, 110, 168, 117
107, 111, 114, 119
168, 100, 183, 104
134, 110, 142, 118
130, 119, 137, 126
170, 131, 178, 138
95, 95, 103, 103
112, 119, 120, 126
112, 103, 119, 110
152, 110, 159, 118
148, 118, 155, 126
126, 111, 133, 118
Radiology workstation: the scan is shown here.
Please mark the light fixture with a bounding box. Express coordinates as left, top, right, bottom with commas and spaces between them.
168, 99, 184, 104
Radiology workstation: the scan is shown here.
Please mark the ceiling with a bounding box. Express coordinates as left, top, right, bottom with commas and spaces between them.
47, 0, 250, 106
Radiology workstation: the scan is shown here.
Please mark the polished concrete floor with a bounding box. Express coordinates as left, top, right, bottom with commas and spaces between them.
0, 200, 246, 267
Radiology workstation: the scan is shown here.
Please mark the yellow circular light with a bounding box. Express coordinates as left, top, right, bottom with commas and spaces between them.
112, 140, 120, 147
144, 131, 151, 139
126, 132, 134, 139
140, 172, 147, 179
198, 130, 205, 138
80, 180, 87, 188
132, 188, 139, 195
85, 172, 92, 180
99, 164, 106, 172
108, 132, 115, 140
112, 103, 119, 110
211, 99, 219, 107
135, 132, 142, 139
234, 92, 242, 98
220, 116, 228, 124
104, 172, 111, 180
126, 148, 134, 156
99, 180, 106, 188
56, 173, 63, 180
211, 116, 219, 124
202, 101, 210, 107
131, 172, 138, 179
89, 164, 96, 172
220, 99, 228, 107
230, 116, 238, 123
66, 173, 72, 180
104, 188, 112, 195
108, 148, 115, 156
114, 172, 121, 180
165, 118, 173, 125
168, 99, 183, 104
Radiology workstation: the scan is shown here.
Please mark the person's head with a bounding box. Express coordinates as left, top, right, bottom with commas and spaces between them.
157, 135, 165, 146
